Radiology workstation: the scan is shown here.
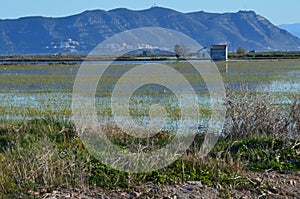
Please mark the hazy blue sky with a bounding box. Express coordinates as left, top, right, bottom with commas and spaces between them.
1, 0, 299, 25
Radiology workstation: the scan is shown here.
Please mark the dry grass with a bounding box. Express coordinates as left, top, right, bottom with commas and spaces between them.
0, 127, 90, 195
225, 91, 300, 140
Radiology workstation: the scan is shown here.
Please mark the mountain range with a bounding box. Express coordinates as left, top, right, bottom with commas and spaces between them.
278, 23, 300, 39
0, 7, 300, 55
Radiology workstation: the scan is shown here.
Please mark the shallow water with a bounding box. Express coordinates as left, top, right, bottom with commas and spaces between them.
0, 60, 299, 127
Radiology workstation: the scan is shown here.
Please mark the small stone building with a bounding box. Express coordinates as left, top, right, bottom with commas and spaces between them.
210, 45, 228, 61
58, 52, 67, 57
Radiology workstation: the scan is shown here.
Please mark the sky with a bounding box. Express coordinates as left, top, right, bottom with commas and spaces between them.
1, 0, 300, 25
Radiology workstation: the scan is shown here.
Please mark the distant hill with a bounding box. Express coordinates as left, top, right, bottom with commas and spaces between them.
278, 23, 300, 39
0, 7, 300, 55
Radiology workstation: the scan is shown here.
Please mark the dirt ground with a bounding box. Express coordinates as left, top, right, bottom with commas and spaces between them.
29, 171, 300, 199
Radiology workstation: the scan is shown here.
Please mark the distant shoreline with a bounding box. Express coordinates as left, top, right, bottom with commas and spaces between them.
1, 52, 300, 65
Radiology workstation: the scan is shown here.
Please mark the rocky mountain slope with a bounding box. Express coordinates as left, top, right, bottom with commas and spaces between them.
279, 23, 300, 38
0, 7, 299, 54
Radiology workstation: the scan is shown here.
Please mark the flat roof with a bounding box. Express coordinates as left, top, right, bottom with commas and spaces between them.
210, 45, 227, 50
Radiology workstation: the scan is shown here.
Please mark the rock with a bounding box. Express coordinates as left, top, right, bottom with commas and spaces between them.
289, 180, 296, 186
187, 181, 203, 186
180, 185, 193, 192
255, 177, 262, 182
186, 186, 194, 191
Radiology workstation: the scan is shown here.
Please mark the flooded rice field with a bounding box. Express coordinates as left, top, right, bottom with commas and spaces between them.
0, 60, 299, 128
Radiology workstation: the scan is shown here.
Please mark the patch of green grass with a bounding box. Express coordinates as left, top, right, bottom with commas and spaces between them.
0, 115, 299, 196
212, 137, 300, 172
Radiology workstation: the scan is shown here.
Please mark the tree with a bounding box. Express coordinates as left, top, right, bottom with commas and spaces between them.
174, 44, 190, 59
237, 46, 247, 55
174, 44, 183, 59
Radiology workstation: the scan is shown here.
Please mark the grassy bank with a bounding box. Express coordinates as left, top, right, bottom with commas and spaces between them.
0, 91, 299, 198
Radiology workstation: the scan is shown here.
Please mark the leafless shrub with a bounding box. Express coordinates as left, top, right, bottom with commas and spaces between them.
224, 90, 300, 140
